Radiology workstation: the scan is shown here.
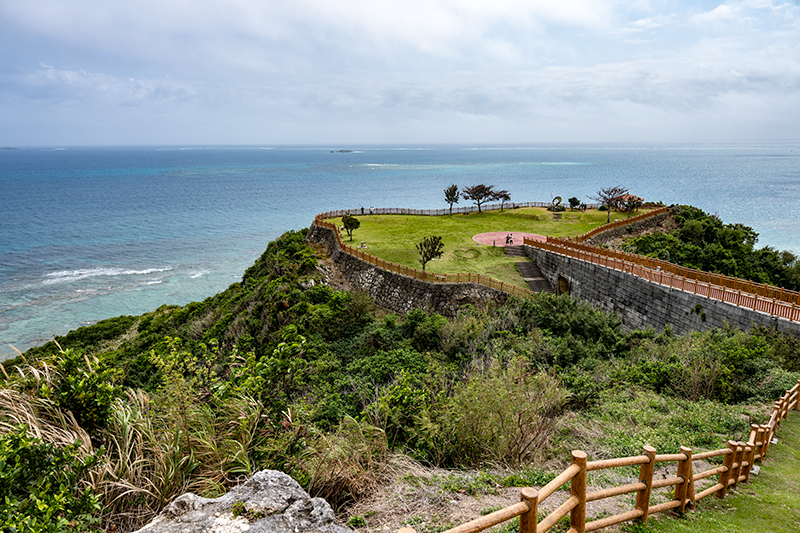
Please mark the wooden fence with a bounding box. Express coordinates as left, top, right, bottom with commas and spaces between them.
316, 202, 601, 220
523, 237, 800, 323
313, 216, 534, 299
401, 381, 800, 533
571, 206, 670, 243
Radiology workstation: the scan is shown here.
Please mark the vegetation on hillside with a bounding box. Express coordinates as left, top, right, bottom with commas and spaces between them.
1, 227, 798, 532
624, 205, 800, 291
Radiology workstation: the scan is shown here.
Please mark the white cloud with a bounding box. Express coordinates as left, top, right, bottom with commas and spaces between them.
1, 0, 799, 144
4, 65, 198, 108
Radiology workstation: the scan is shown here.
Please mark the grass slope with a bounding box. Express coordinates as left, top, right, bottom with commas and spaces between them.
624, 413, 800, 533
328, 207, 639, 288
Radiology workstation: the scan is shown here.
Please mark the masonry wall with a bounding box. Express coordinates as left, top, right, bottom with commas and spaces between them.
307, 224, 508, 317
524, 245, 800, 336
585, 209, 673, 246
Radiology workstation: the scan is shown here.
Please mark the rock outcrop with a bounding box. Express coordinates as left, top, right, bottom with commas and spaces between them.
135, 470, 353, 533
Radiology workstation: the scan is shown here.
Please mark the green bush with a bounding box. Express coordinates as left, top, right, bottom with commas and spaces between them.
442, 359, 567, 466
39, 350, 122, 434
0, 426, 102, 532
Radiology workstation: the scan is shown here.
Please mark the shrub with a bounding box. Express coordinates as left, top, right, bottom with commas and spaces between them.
445, 359, 567, 466
0, 425, 103, 532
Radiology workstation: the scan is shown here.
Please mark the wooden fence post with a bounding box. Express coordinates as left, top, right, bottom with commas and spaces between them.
718, 444, 735, 499
742, 441, 756, 484
730, 442, 744, 490
519, 488, 538, 533
796, 380, 800, 410
674, 446, 694, 512
636, 446, 656, 522
761, 423, 774, 460
570, 451, 588, 533
756, 425, 767, 463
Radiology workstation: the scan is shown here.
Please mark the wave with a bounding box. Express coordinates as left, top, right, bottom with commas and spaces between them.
189, 270, 210, 279
42, 266, 174, 285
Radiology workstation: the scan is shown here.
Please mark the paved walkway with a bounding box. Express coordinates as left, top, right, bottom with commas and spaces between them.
472, 232, 546, 247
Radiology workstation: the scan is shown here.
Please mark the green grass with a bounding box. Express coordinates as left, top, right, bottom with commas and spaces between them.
329, 207, 636, 288
622, 413, 800, 533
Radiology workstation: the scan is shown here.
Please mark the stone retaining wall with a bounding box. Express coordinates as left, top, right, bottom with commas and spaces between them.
307, 224, 508, 317
307, 220, 799, 336
524, 245, 800, 336
585, 208, 673, 246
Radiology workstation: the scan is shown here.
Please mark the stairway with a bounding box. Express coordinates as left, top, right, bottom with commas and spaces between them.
505, 246, 552, 293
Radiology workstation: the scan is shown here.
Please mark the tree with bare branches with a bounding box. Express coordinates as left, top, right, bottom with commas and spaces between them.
590, 186, 629, 223
462, 184, 508, 213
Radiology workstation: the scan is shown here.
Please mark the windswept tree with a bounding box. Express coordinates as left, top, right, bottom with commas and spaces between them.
444, 184, 460, 214
624, 196, 643, 218
341, 213, 360, 241
417, 235, 444, 271
590, 186, 629, 223
497, 191, 511, 211
462, 184, 508, 213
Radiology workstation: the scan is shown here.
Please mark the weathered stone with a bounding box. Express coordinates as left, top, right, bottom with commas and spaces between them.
307, 224, 508, 317
524, 245, 800, 337
585, 209, 672, 246
308, 220, 799, 337
135, 470, 352, 533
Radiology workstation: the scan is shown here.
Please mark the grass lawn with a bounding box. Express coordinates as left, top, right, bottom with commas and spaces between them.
328, 207, 638, 288
622, 413, 800, 533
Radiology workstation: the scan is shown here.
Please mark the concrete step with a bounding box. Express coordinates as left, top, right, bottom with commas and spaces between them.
515, 260, 553, 293
504, 245, 527, 257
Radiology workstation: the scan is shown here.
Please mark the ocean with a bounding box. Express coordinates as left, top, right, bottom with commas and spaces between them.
1, 143, 799, 360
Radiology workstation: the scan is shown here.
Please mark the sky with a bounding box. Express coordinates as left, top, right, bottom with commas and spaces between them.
1, 0, 798, 146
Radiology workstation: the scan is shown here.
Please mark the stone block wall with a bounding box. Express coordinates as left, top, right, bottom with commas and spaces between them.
307, 224, 508, 317
585, 208, 673, 246
524, 245, 800, 336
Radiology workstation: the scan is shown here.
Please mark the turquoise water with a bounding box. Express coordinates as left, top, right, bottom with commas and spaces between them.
1, 143, 798, 359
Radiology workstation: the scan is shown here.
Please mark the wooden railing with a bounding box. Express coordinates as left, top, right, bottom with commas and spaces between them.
312, 216, 534, 299
571, 207, 670, 243
403, 381, 800, 533
524, 237, 800, 322
316, 202, 600, 220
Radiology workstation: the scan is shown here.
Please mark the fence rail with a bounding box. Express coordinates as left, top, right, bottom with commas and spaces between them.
403, 381, 800, 533
316, 202, 602, 220
313, 216, 534, 299
523, 237, 800, 322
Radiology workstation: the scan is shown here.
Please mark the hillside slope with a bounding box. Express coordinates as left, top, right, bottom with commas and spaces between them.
1, 226, 798, 533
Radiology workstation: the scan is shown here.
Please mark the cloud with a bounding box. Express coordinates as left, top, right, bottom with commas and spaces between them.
2, 64, 198, 109
1, 0, 799, 144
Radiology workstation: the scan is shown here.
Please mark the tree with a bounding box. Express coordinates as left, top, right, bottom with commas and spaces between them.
568, 197, 581, 210
624, 196, 643, 218
462, 184, 508, 213
342, 213, 360, 241
444, 184, 460, 214
590, 186, 629, 223
416, 235, 444, 271
497, 191, 511, 211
